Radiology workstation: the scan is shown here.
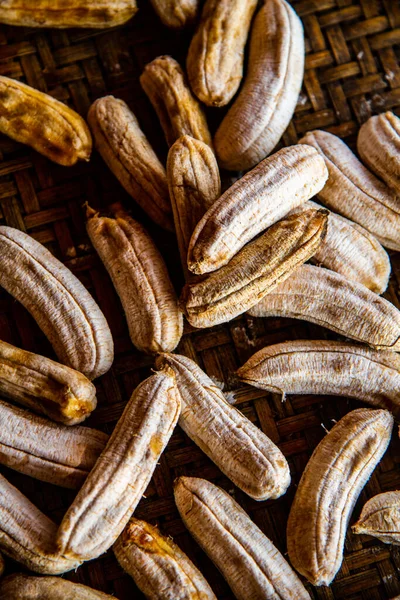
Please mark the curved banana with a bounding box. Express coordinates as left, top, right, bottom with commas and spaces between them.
287, 408, 393, 586
353, 490, 400, 545
237, 340, 400, 416
0, 574, 116, 599
248, 264, 400, 350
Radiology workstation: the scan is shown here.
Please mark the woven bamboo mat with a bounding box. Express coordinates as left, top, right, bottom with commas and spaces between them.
0, 0, 399, 598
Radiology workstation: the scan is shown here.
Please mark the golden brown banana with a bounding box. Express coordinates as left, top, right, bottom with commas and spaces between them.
0, 574, 116, 599
149, 0, 198, 28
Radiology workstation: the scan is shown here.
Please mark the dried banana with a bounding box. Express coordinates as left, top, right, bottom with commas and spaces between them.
287, 408, 393, 586
358, 111, 400, 194
156, 353, 290, 500
0, 472, 81, 574
188, 145, 328, 274
182, 209, 328, 328
0, 226, 113, 380
214, 0, 304, 171
140, 56, 212, 148
0, 574, 116, 599
299, 129, 400, 251
238, 340, 400, 416
88, 96, 173, 231
0, 400, 107, 489
289, 200, 390, 294
175, 477, 311, 599
57, 367, 181, 561
248, 264, 400, 350
114, 517, 217, 599
149, 0, 198, 28
0, 339, 97, 425
187, 0, 258, 107
86, 206, 183, 354
0, 0, 137, 28
0, 76, 92, 166
166, 135, 220, 279
353, 491, 400, 545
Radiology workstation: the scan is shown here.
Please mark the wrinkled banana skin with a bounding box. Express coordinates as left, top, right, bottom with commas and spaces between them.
353, 490, 400, 545
0, 573, 116, 599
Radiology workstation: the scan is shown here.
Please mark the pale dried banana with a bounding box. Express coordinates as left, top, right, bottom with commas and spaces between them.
0, 400, 107, 488
182, 209, 328, 328
149, 0, 198, 28
248, 264, 400, 350
175, 477, 311, 599
0, 0, 137, 28
0, 472, 81, 574
358, 111, 400, 194
188, 145, 328, 274
88, 96, 173, 231
187, 0, 258, 107
214, 0, 304, 170
353, 490, 400, 545
0, 226, 113, 380
140, 56, 212, 148
57, 367, 180, 561
0, 574, 116, 599
287, 408, 393, 586
156, 353, 290, 500
114, 517, 217, 599
166, 135, 220, 279
299, 129, 400, 251
238, 340, 400, 416
0, 339, 97, 425
86, 206, 183, 354
290, 200, 390, 294
0, 76, 91, 166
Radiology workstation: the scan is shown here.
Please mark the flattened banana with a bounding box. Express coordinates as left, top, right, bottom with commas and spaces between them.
287, 409, 393, 586
238, 340, 400, 416
353, 490, 400, 545
0, 574, 116, 599
0, 226, 113, 380
248, 264, 400, 350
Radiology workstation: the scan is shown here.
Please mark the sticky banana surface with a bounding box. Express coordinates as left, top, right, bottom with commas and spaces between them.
0, 400, 108, 488
0, 226, 113, 380
188, 145, 328, 274
287, 408, 393, 586
156, 353, 290, 500
248, 264, 400, 350
114, 517, 217, 599
238, 340, 400, 416
57, 368, 181, 561
0, 574, 116, 599
175, 477, 311, 599
353, 490, 400, 545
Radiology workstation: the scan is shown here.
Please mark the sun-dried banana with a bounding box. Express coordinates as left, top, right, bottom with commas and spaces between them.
248, 264, 400, 350
167, 135, 220, 279
149, 0, 198, 28
182, 209, 328, 328
289, 200, 390, 294
57, 367, 180, 561
188, 145, 328, 274
156, 353, 290, 500
214, 0, 304, 171
0, 574, 116, 599
187, 0, 258, 107
287, 408, 393, 586
0, 226, 113, 380
0, 472, 81, 574
0, 76, 92, 166
358, 111, 400, 194
0, 400, 107, 489
238, 340, 400, 416
88, 96, 173, 231
140, 56, 212, 149
175, 477, 311, 599
353, 491, 400, 545
0, 339, 97, 425
299, 129, 400, 251
0, 0, 137, 28
114, 517, 217, 599
86, 205, 183, 354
